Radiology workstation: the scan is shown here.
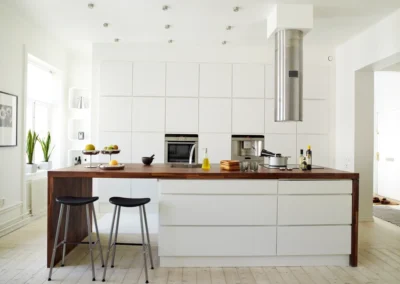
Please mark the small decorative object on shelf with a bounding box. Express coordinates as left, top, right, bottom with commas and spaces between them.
78, 131, 85, 140
82, 144, 100, 168
38, 131, 55, 170
26, 130, 39, 173
101, 144, 120, 161
0, 91, 18, 147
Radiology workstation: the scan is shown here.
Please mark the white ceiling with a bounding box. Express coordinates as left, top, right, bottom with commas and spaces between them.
4, 0, 400, 47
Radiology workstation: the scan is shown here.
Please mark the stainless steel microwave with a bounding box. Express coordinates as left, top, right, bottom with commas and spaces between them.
164, 134, 198, 164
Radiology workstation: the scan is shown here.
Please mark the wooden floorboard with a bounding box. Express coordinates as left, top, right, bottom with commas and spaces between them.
1, 216, 400, 283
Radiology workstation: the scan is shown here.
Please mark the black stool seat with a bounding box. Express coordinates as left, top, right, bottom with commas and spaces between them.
56, 196, 99, 206
109, 197, 150, 207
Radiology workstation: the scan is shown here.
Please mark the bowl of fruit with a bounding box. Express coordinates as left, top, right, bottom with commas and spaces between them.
82, 144, 100, 155
99, 159, 125, 170
101, 144, 120, 154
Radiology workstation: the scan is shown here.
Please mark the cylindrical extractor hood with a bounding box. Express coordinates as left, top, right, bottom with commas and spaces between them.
275, 29, 303, 122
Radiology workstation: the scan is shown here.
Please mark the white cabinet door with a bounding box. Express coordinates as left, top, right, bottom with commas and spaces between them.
232, 99, 264, 134
199, 98, 231, 133
159, 226, 276, 256
297, 134, 329, 167
133, 62, 165, 97
265, 99, 296, 133
304, 65, 330, 99
99, 97, 132, 131
199, 134, 231, 162
131, 132, 165, 163
264, 134, 297, 164
98, 178, 131, 202
265, 64, 274, 98
166, 98, 198, 133
132, 97, 165, 132
199, 63, 232, 98
279, 180, 352, 195
98, 131, 132, 163
166, 63, 199, 97
297, 100, 329, 134
277, 226, 351, 255
100, 61, 133, 96
233, 64, 264, 98
131, 179, 159, 203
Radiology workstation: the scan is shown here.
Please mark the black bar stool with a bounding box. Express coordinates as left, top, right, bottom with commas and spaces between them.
48, 196, 104, 281
102, 197, 154, 283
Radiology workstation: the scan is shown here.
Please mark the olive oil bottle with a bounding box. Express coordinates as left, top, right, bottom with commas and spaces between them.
298, 149, 304, 169
306, 145, 312, 170
202, 148, 210, 170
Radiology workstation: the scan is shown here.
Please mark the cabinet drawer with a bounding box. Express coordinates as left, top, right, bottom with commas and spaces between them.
278, 195, 352, 225
159, 180, 277, 194
160, 195, 277, 225
279, 180, 352, 194
159, 226, 276, 256
277, 226, 351, 255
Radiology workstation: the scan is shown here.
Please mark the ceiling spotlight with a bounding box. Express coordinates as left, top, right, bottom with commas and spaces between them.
103, 23, 109, 28
233, 7, 240, 12
222, 41, 227, 45
162, 5, 169, 11
165, 24, 171, 29
226, 25, 232, 30
168, 39, 173, 43
88, 3, 94, 9
114, 38, 120, 43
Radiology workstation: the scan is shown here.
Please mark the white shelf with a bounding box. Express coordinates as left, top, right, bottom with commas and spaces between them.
69, 88, 90, 110
68, 119, 90, 141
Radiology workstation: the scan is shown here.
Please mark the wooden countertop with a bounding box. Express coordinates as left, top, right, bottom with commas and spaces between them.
48, 163, 359, 179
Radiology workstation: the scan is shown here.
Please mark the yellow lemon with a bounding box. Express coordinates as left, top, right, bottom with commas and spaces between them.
85, 144, 95, 151
109, 160, 118, 166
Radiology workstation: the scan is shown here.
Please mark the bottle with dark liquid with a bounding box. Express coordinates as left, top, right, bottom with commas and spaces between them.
306, 145, 312, 170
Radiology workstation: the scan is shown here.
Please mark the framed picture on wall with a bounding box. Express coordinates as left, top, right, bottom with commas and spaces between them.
0, 91, 18, 147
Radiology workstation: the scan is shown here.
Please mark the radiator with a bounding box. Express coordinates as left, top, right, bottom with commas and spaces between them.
29, 176, 47, 216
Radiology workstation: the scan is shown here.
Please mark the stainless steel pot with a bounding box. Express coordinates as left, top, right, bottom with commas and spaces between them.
261, 150, 290, 168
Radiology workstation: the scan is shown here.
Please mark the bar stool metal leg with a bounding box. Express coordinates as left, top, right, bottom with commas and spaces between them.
48, 204, 65, 281
139, 206, 149, 283
102, 205, 118, 282
111, 206, 121, 268
142, 205, 154, 269
92, 203, 105, 267
86, 204, 96, 281
61, 205, 70, 267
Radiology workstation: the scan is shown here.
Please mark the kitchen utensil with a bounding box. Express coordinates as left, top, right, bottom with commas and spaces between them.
260, 149, 290, 168
220, 160, 240, 171
142, 155, 154, 166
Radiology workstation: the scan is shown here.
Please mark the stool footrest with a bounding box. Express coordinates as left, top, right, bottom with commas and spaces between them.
55, 240, 100, 248
114, 242, 145, 246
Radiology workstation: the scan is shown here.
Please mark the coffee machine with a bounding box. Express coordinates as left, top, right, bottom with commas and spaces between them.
231, 135, 264, 162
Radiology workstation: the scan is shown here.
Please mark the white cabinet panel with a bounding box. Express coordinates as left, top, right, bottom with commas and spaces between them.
132, 97, 165, 132
160, 195, 277, 225
131, 132, 165, 163
159, 180, 278, 195
277, 226, 351, 255
166, 63, 199, 97
99, 97, 132, 131
304, 65, 330, 99
278, 195, 352, 225
133, 62, 165, 97
265, 99, 296, 133
233, 64, 265, 98
98, 178, 131, 202
199, 134, 231, 162
265, 64, 275, 98
199, 63, 232, 98
232, 99, 264, 134
98, 132, 132, 163
199, 99, 231, 133
264, 134, 297, 164
100, 61, 132, 96
159, 226, 276, 256
297, 100, 329, 134
297, 134, 329, 167
131, 179, 159, 203
166, 98, 198, 133
279, 180, 352, 195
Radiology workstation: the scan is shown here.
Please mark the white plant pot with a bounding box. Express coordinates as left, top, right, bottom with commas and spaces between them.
39, 161, 52, 170
26, 163, 38, 174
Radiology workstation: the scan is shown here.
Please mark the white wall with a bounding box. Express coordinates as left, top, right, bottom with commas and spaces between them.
335, 8, 400, 221
0, 2, 68, 234
92, 43, 336, 213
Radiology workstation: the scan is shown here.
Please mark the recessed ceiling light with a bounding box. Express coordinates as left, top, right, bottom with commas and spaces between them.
103, 23, 109, 28
88, 3, 94, 9
226, 26, 232, 30
233, 7, 239, 12
162, 5, 169, 11
168, 39, 173, 43
165, 24, 171, 29
114, 38, 120, 43
222, 41, 227, 45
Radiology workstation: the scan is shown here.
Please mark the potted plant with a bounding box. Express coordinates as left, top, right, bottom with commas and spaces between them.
26, 130, 39, 173
38, 131, 55, 170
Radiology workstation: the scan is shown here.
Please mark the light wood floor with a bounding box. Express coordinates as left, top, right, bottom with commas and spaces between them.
1, 217, 400, 283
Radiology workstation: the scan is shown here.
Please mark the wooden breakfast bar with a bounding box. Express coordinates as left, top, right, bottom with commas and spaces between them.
47, 164, 359, 268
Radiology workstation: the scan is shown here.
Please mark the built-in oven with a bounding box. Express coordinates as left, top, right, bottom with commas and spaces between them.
165, 134, 198, 164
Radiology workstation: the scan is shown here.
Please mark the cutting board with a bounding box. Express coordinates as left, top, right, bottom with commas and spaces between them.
220, 160, 240, 171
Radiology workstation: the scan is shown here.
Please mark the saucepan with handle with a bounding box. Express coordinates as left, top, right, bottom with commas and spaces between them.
261, 149, 290, 168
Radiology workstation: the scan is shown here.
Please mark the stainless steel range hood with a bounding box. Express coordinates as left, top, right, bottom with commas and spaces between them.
275, 29, 303, 122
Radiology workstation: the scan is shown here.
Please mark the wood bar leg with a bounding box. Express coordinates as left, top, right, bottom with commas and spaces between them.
47, 176, 93, 267
350, 178, 359, 267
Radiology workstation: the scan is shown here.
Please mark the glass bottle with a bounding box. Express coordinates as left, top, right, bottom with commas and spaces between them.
202, 148, 210, 170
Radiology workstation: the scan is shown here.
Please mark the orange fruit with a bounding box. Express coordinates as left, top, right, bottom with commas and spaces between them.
109, 160, 118, 166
